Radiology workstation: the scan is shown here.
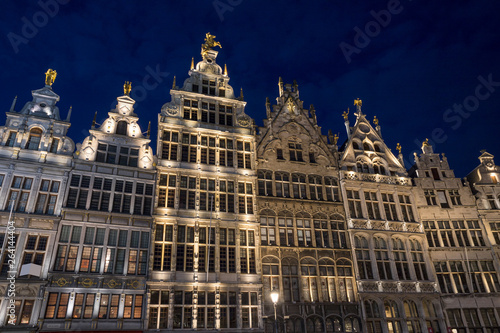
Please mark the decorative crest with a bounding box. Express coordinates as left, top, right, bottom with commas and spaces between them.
45, 69, 57, 86
396, 143, 402, 154
202, 33, 222, 54
123, 81, 132, 96
373, 116, 379, 126
342, 108, 349, 121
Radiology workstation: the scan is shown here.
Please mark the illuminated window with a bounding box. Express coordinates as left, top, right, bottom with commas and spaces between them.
161, 130, 179, 161
25, 128, 42, 150
148, 290, 169, 329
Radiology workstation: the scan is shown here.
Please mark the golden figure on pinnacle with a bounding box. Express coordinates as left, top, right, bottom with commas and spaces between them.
45, 69, 57, 86
123, 81, 132, 96
202, 33, 222, 53
396, 143, 402, 154
342, 108, 349, 121
373, 116, 379, 126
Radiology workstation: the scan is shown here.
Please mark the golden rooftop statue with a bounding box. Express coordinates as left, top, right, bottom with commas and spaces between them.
45, 69, 57, 86
342, 108, 349, 121
422, 138, 431, 147
354, 98, 362, 107
202, 33, 222, 53
333, 133, 339, 145
123, 81, 132, 96
396, 143, 402, 154
373, 116, 379, 126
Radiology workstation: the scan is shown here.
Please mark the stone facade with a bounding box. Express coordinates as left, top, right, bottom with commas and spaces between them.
0, 36, 500, 333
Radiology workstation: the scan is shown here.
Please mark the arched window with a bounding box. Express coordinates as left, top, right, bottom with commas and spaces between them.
281, 258, 299, 302
374, 237, 392, 280
301, 258, 319, 302
262, 256, 279, 301
307, 317, 324, 333
344, 316, 361, 332
363, 142, 371, 151
292, 173, 307, 199
116, 121, 128, 135
374, 144, 381, 152
319, 259, 336, 302
258, 170, 273, 196
356, 163, 363, 172
355, 236, 373, 279
373, 165, 380, 174
275, 172, 290, 198
296, 212, 312, 247
278, 211, 294, 246
404, 300, 421, 333
423, 300, 441, 333
352, 142, 359, 150
392, 238, 411, 280
326, 316, 343, 333
286, 317, 304, 333
362, 164, 369, 173
26, 128, 42, 150
384, 300, 403, 333
260, 210, 276, 246
380, 165, 386, 175
410, 239, 428, 281
337, 259, 355, 302
364, 299, 383, 333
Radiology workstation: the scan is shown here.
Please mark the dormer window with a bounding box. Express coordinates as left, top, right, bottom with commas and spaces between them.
26, 128, 42, 150
116, 121, 128, 135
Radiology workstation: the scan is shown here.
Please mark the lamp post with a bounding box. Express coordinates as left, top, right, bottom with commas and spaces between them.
270, 287, 279, 333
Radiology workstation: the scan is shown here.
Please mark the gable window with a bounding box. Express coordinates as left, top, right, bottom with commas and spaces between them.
276, 148, 284, 160
5, 131, 17, 147
116, 121, 128, 135
96, 143, 117, 164
7, 176, 33, 212
26, 128, 42, 150
183, 99, 198, 121
288, 140, 303, 161
437, 190, 450, 208
161, 130, 179, 161
431, 168, 440, 180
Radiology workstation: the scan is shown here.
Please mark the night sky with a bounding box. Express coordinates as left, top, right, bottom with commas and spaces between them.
1, 1, 499, 177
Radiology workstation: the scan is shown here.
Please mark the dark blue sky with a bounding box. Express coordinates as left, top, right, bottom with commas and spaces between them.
1, 1, 500, 177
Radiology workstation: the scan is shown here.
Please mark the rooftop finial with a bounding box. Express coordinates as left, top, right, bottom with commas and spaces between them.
201, 33, 221, 57
342, 108, 349, 121
373, 116, 379, 126
66, 106, 72, 122
124, 81, 132, 96
172, 76, 176, 89
239, 87, 244, 101
396, 143, 402, 154
191, 57, 194, 70
92, 111, 97, 129
9, 96, 17, 112
147, 121, 151, 138
224, 64, 228, 76
45, 69, 57, 86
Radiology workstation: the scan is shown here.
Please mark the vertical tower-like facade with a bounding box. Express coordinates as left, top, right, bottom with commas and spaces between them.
0, 71, 74, 331
40, 87, 155, 332
340, 102, 445, 333
151, 35, 261, 331
256, 80, 361, 332
411, 146, 500, 332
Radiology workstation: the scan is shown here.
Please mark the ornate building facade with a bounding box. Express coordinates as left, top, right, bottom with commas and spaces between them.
0, 35, 499, 333
256, 80, 360, 332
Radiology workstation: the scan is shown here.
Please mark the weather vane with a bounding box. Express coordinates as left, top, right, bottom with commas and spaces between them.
45, 69, 57, 86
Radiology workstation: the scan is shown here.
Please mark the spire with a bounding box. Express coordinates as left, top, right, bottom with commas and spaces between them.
278, 77, 284, 96
92, 111, 97, 129
172, 76, 176, 89
293, 80, 298, 92
239, 87, 244, 101
65, 106, 72, 122
190, 57, 194, 70
373, 116, 381, 137
9, 96, 17, 112
147, 121, 151, 138
265, 97, 271, 119
224, 64, 228, 76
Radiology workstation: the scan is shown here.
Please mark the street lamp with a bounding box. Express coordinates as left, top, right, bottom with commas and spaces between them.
270, 287, 279, 333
